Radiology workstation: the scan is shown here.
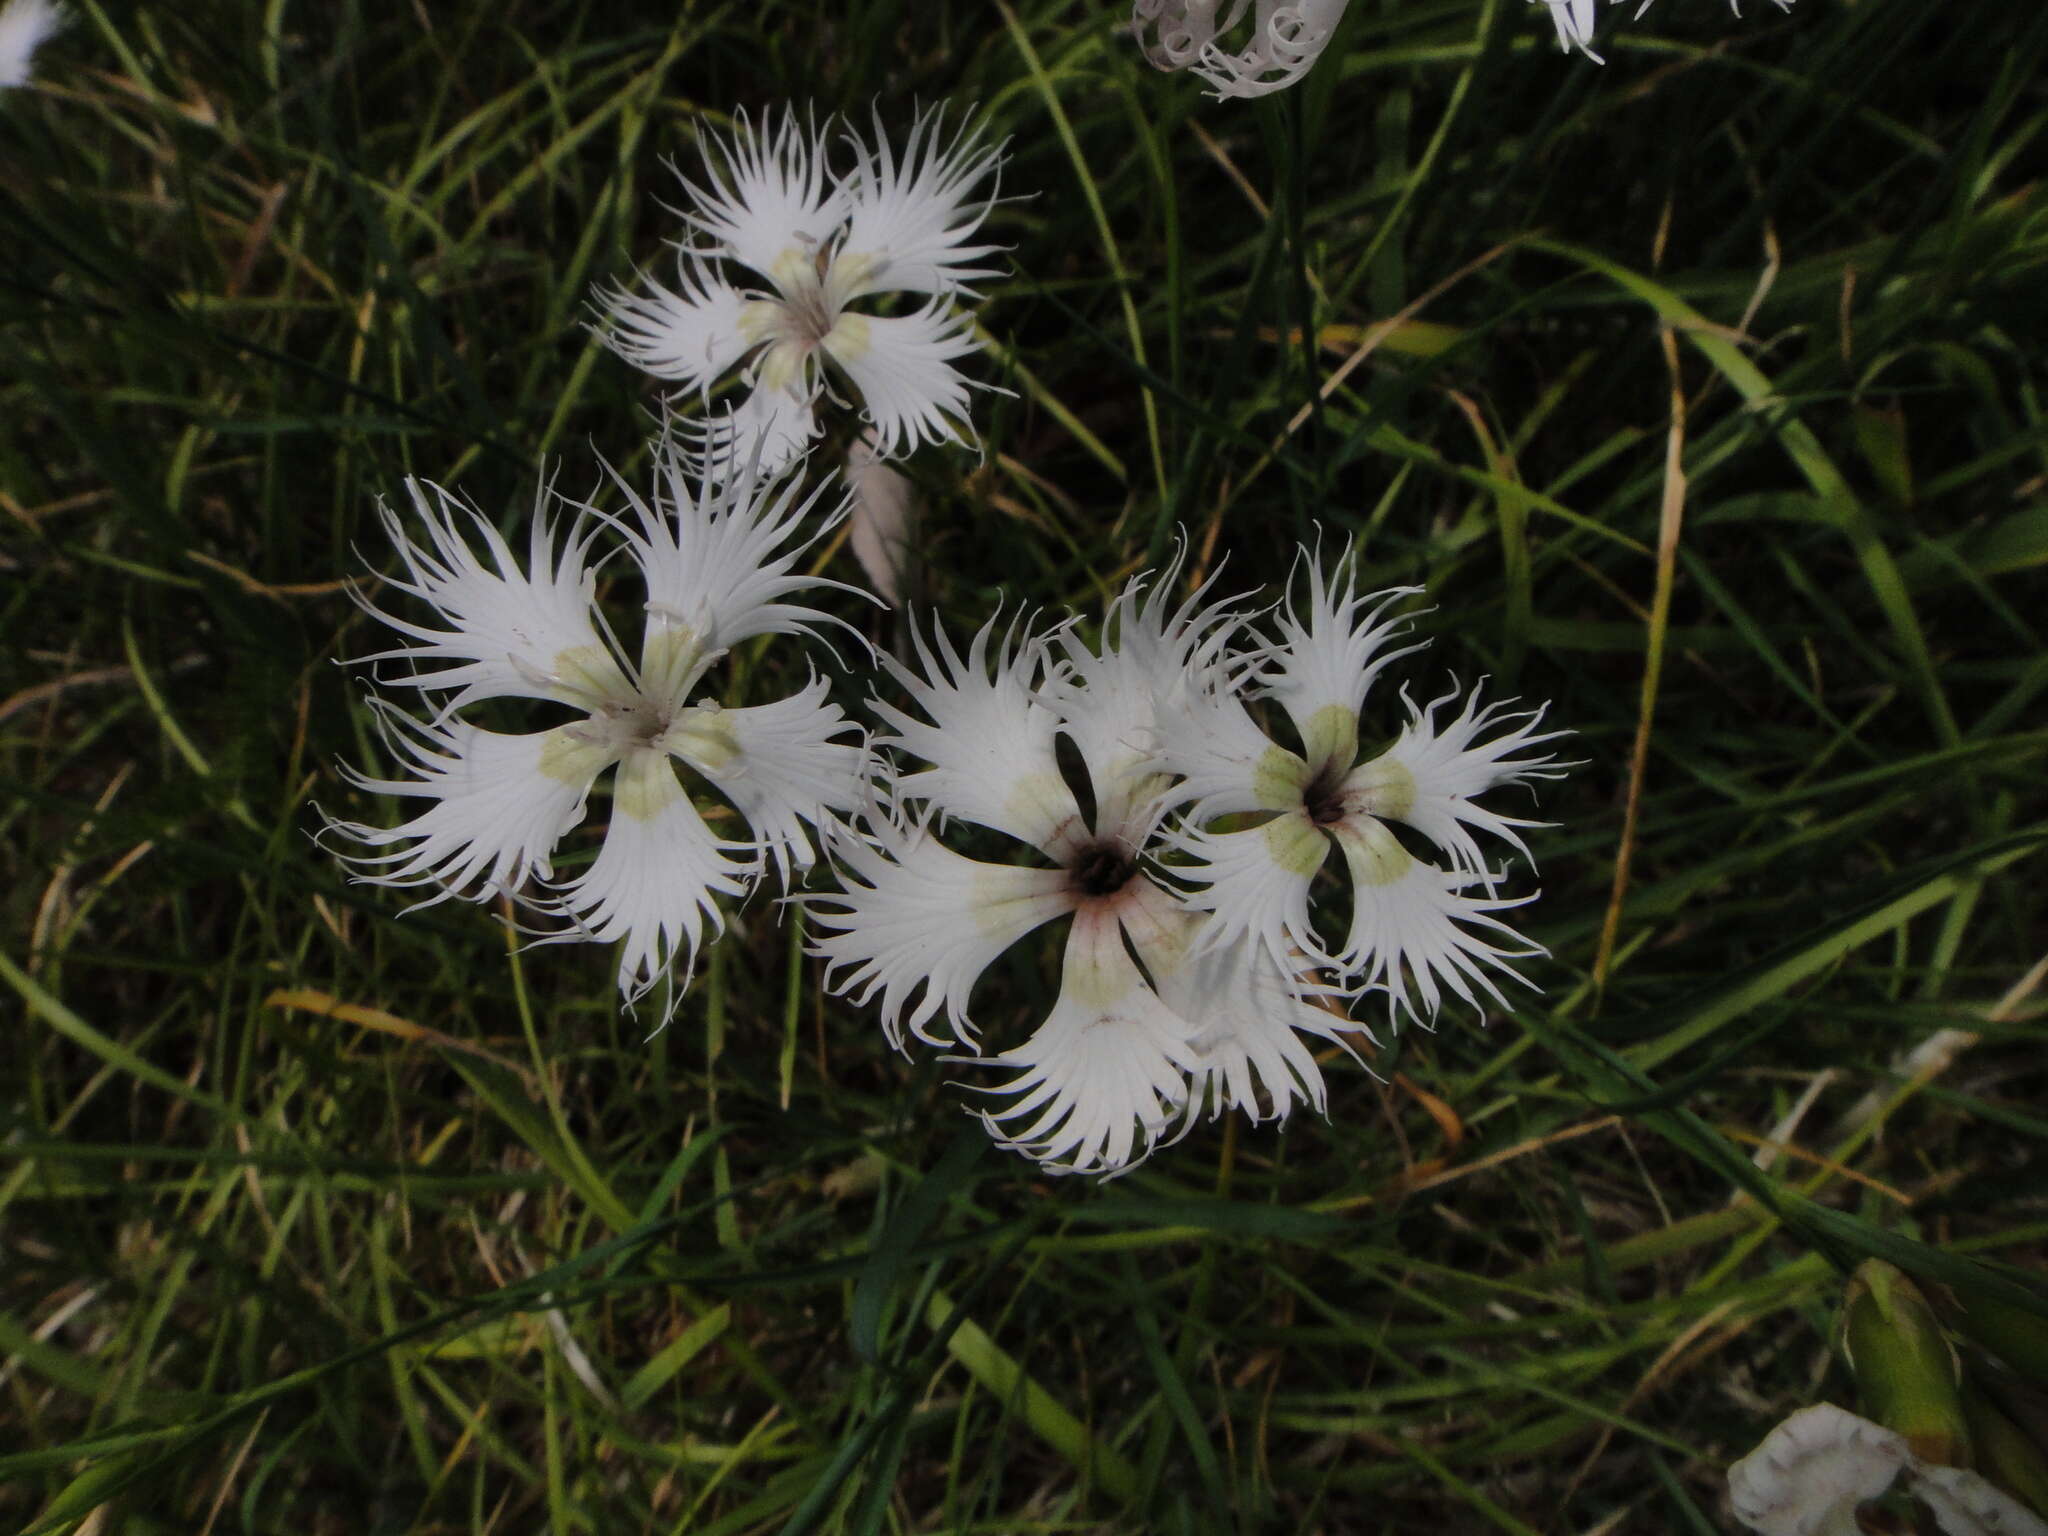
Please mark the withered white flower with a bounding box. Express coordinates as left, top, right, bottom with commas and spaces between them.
1131, 0, 1350, 99
0, 0, 65, 90
599, 105, 1005, 480
1535, 0, 1796, 63
1727, 1403, 2048, 1536
1912, 1465, 2048, 1536
1727, 1404, 1910, 1536
809, 568, 1356, 1174
1155, 553, 1567, 1024
328, 438, 867, 1012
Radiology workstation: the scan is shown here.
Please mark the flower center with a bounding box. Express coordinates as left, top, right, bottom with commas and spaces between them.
569, 691, 671, 754
759, 242, 847, 353
784, 270, 837, 347
1069, 839, 1137, 899
1302, 761, 1349, 827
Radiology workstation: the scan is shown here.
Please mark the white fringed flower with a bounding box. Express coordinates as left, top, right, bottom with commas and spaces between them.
1155, 554, 1568, 1025
1534, 0, 1795, 62
599, 106, 1004, 480
811, 568, 1354, 1173
329, 441, 867, 1011
1131, 0, 1350, 99
0, 0, 65, 89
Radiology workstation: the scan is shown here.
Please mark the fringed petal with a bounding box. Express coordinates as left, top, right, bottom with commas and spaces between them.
1264, 557, 1422, 777
821, 301, 984, 459
353, 477, 629, 715
1329, 816, 1542, 1024
806, 813, 1076, 1050
1165, 813, 1329, 977
680, 376, 822, 485
607, 436, 859, 708
1131, 0, 1251, 71
968, 906, 1198, 1176
1150, 671, 1300, 820
596, 258, 753, 394
873, 611, 1084, 857
671, 108, 846, 289
1191, 0, 1351, 99
1121, 881, 1356, 1126
1346, 682, 1570, 876
550, 750, 756, 1009
330, 710, 611, 906
1046, 555, 1259, 839
1726, 1404, 1908, 1536
1133, 0, 1350, 99
664, 677, 869, 889
836, 104, 1007, 300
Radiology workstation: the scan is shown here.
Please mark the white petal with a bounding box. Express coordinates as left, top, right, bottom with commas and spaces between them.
1329, 816, 1542, 1023
596, 258, 753, 394
353, 477, 629, 715
682, 378, 821, 485
0, 0, 64, 90
1166, 812, 1329, 978
875, 612, 1085, 857
604, 436, 857, 704
663, 677, 868, 889
1533, 0, 1601, 57
1727, 1404, 1908, 1536
329, 708, 610, 905
1191, 0, 1351, 99
1265, 559, 1422, 776
1345, 683, 1569, 876
1125, 885, 1358, 1125
845, 431, 916, 606
1912, 1464, 2048, 1536
1151, 668, 1301, 820
970, 906, 1199, 1176
551, 749, 755, 1005
1046, 557, 1258, 837
672, 109, 847, 287
836, 105, 1006, 299
821, 301, 985, 459
1131, 0, 1242, 70
807, 814, 1076, 1049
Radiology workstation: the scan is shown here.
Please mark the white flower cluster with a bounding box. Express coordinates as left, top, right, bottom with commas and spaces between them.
332, 103, 1568, 1177
334, 107, 1005, 1019
1129, 0, 1798, 94
807, 559, 1564, 1174
330, 446, 866, 1013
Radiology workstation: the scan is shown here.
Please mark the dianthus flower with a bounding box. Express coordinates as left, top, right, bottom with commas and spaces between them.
1727, 1402, 2047, 1536
328, 439, 867, 1011
1535, 0, 1795, 62
599, 106, 1005, 480
809, 570, 1358, 1175
1131, 0, 1349, 99
1155, 555, 1567, 1024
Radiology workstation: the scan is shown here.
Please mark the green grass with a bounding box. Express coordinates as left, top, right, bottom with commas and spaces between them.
4, 1, 2046, 1531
